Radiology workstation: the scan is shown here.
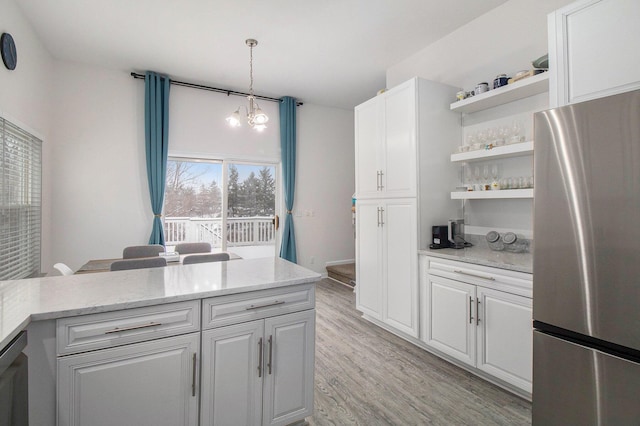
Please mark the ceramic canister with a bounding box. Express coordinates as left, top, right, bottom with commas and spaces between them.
493, 74, 509, 89
475, 82, 489, 94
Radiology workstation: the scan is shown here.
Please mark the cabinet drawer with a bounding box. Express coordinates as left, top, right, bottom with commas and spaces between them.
57, 300, 200, 356
425, 257, 532, 298
202, 284, 315, 329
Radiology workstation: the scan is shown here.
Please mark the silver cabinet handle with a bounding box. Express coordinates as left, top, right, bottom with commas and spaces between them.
258, 337, 263, 378
476, 298, 481, 326
267, 335, 273, 375
379, 170, 384, 190
380, 207, 384, 226
245, 300, 285, 310
453, 270, 495, 281
191, 353, 197, 397
469, 296, 473, 324
376, 171, 381, 191
377, 207, 381, 227
104, 322, 162, 334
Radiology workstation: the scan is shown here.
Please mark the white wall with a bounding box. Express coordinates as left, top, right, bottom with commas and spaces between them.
0, 0, 53, 273
386, 0, 574, 234
387, 0, 575, 91
295, 104, 355, 272
48, 61, 355, 274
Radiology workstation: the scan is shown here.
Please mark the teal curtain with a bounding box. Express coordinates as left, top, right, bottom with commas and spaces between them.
144, 71, 170, 246
279, 96, 297, 263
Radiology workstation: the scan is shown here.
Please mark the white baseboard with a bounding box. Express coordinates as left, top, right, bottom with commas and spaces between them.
324, 258, 355, 267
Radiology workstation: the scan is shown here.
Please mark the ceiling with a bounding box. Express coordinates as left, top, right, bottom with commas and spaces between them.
16, 0, 508, 109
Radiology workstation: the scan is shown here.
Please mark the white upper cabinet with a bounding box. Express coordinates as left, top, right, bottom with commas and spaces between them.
355, 79, 417, 199
549, 0, 640, 107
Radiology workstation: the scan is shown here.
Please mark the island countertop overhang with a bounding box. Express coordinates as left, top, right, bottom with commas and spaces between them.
0, 257, 321, 349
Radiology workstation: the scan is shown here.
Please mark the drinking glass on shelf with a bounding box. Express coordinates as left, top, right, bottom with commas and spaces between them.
483, 165, 490, 190
474, 166, 481, 190
497, 126, 509, 146
510, 121, 523, 144
518, 176, 526, 189
527, 176, 534, 188
491, 163, 499, 180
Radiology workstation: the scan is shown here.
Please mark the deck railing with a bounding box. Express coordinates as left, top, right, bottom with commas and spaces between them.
164, 216, 275, 247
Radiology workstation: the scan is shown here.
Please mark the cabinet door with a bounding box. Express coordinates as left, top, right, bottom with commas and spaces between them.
424, 275, 476, 366
382, 198, 418, 337
57, 333, 199, 426
263, 310, 315, 426
200, 321, 263, 426
382, 81, 417, 197
355, 199, 383, 319
476, 287, 532, 393
550, 0, 640, 106
355, 97, 382, 198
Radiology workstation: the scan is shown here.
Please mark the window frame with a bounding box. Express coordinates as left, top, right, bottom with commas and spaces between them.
165, 154, 281, 255
0, 115, 43, 280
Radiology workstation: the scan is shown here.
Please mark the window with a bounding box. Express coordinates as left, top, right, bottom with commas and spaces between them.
164, 157, 277, 258
0, 117, 42, 280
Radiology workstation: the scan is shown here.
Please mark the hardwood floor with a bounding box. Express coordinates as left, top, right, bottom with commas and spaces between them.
307, 278, 531, 426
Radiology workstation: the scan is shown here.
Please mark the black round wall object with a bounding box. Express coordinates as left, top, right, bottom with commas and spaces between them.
1, 33, 17, 70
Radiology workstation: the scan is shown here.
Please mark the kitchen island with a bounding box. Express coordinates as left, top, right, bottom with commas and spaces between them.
0, 257, 321, 425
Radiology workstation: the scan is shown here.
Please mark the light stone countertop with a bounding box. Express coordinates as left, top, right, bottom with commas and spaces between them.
0, 257, 321, 350
418, 245, 532, 274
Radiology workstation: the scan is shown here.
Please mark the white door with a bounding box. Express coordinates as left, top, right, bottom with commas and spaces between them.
57, 333, 199, 426
476, 287, 533, 393
263, 310, 315, 426
382, 198, 418, 337
355, 97, 382, 199
425, 275, 476, 367
382, 80, 417, 198
200, 321, 264, 426
355, 199, 383, 319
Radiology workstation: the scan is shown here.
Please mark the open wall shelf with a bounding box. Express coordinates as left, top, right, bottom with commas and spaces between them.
451, 141, 534, 162
451, 188, 534, 200
450, 73, 549, 113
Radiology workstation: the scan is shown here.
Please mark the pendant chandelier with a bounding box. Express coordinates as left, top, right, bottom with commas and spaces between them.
226, 39, 269, 131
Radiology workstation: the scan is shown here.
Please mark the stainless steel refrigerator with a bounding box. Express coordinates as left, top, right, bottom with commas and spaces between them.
533, 89, 640, 425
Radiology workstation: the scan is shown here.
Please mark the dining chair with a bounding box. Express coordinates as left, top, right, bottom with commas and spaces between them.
174, 242, 212, 255
122, 244, 165, 259
182, 253, 230, 265
110, 257, 167, 271
53, 263, 74, 276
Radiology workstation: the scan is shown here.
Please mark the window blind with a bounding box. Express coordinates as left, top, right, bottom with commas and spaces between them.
0, 117, 42, 280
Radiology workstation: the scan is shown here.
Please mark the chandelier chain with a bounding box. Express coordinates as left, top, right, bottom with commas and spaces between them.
249, 42, 254, 97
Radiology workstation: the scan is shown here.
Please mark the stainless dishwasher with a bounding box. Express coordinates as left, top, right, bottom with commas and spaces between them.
0, 331, 28, 426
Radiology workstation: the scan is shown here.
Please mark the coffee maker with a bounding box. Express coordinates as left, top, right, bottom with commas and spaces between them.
448, 219, 465, 249
430, 219, 465, 249
430, 225, 449, 249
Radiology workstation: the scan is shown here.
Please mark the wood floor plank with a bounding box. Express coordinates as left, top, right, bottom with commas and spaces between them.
307, 279, 531, 426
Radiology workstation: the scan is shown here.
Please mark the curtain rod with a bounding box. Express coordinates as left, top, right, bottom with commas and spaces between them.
130, 72, 303, 106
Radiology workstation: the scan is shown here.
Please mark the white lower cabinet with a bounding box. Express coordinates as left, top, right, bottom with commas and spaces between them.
201, 310, 315, 426
57, 333, 200, 426
476, 287, 532, 392
422, 256, 533, 394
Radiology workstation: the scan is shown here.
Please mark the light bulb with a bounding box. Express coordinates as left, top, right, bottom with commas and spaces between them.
226, 110, 241, 127
253, 124, 267, 132
253, 107, 269, 124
